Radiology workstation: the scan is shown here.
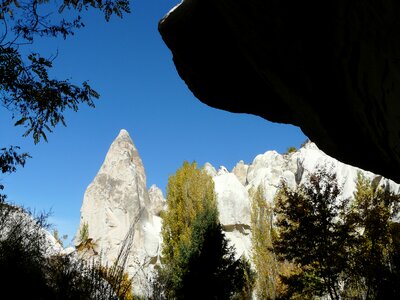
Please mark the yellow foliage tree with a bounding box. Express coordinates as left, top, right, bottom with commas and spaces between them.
250, 185, 279, 299
98, 265, 134, 300
251, 185, 299, 299
161, 161, 217, 264
157, 161, 254, 299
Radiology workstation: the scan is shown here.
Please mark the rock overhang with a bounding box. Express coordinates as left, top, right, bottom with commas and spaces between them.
159, 0, 400, 183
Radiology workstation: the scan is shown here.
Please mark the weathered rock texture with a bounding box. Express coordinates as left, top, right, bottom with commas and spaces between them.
76, 130, 400, 295
76, 130, 164, 297
159, 0, 400, 184
205, 141, 400, 260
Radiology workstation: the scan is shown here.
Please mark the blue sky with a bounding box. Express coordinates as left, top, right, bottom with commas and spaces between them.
0, 0, 306, 245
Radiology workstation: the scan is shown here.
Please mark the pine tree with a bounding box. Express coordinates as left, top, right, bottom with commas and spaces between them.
156, 161, 253, 299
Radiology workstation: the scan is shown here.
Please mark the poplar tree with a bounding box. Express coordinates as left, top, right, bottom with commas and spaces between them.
161, 161, 217, 265
250, 185, 298, 299
156, 161, 254, 299
250, 185, 279, 299
346, 173, 400, 299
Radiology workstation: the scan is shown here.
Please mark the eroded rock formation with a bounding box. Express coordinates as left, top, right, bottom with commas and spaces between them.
206, 141, 400, 260
76, 129, 400, 296
159, 0, 400, 183
75, 130, 164, 296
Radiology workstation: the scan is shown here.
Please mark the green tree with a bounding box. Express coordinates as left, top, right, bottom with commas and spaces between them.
250, 185, 300, 299
0, 0, 130, 201
177, 206, 254, 300
273, 169, 353, 300
157, 161, 253, 299
76, 221, 98, 253
161, 161, 217, 266
345, 173, 400, 299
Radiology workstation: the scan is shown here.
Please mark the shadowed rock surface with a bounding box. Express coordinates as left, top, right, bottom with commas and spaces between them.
159, 0, 400, 183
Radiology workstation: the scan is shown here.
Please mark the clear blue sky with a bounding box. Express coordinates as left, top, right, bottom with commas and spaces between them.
0, 0, 306, 245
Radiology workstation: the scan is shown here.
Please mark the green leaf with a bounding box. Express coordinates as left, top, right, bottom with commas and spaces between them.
14, 117, 27, 126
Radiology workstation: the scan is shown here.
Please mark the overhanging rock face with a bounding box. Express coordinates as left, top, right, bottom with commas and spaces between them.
159, 0, 400, 183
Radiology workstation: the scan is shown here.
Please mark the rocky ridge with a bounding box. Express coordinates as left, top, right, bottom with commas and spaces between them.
76, 130, 400, 296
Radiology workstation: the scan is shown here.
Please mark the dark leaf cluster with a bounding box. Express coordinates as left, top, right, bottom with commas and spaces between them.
0, 145, 29, 174
0, 202, 133, 299
0, 0, 130, 198
1, 46, 98, 143
274, 169, 350, 299
273, 169, 400, 299
154, 207, 254, 300
0, 146, 30, 202
59, 0, 130, 22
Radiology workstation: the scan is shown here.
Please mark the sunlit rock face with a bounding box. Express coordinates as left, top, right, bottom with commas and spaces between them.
206, 141, 400, 260
159, 0, 400, 184
76, 130, 164, 297
76, 129, 400, 296
213, 172, 252, 259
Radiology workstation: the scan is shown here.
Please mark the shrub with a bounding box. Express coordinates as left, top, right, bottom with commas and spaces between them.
285, 146, 297, 154
0, 202, 134, 299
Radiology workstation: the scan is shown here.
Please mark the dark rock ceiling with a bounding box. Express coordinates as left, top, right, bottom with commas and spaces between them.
159, 0, 400, 183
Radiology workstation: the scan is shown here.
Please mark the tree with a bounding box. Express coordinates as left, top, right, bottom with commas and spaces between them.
176, 206, 254, 300
0, 0, 130, 200
250, 185, 279, 299
284, 146, 297, 155
160, 161, 217, 266
273, 168, 353, 300
156, 161, 253, 299
250, 185, 300, 299
345, 173, 400, 299
0, 146, 30, 202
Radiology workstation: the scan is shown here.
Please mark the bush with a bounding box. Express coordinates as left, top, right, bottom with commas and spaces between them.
284, 146, 297, 155
0, 202, 133, 299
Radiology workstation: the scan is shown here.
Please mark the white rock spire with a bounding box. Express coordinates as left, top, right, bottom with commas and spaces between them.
76, 129, 163, 296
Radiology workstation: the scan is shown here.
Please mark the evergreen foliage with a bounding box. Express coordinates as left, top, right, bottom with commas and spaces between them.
156, 161, 254, 299
78, 222, 90, 244
176, 207, 253, 299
